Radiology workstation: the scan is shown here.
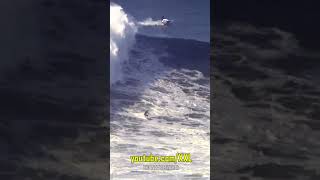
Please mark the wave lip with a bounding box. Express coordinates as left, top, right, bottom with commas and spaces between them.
110, 3, 137, 84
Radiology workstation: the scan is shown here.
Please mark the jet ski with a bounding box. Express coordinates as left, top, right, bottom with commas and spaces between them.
161, 16, 171, 26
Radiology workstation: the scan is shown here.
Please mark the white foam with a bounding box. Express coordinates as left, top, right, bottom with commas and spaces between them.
110, 3, 137, 84
110, 46, 210, 179
138, 18, 163, 26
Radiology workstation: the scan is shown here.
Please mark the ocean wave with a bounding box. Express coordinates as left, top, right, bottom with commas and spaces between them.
110, 3, 137, 85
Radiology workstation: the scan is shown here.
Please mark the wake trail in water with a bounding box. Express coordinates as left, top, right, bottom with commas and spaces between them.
137, 18, 163, 26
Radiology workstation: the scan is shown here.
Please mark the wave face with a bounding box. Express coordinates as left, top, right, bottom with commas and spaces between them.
110, 3, 137, 84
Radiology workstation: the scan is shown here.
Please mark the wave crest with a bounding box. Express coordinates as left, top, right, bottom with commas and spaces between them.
110, 3, 137, 84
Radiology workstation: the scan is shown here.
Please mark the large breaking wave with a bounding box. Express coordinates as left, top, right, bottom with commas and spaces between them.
110, 3, 174, 85
110, 3, 137, 84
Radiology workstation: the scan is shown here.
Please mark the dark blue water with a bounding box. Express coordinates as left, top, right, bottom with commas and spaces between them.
112, 0, 210, 42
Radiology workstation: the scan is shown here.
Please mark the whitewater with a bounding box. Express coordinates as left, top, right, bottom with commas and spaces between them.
110, 3, 169, 84
110, 3, 136, 84
110, 3, 210, 179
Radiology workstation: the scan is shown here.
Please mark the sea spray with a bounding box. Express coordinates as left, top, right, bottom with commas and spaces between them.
137, 18, 163, 26
110, 3, 137, 84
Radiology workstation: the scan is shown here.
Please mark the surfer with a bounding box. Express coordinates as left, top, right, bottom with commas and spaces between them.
144, 110, 150, 119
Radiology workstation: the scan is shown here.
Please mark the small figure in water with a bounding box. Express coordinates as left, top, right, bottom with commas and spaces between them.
144, 110, 150, 119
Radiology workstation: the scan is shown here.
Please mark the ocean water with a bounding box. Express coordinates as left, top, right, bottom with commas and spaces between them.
110, 1, 210, 179
112, 0, 210, 42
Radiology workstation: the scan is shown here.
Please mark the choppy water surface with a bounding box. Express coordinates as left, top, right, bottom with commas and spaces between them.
110, 38, 210, 179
